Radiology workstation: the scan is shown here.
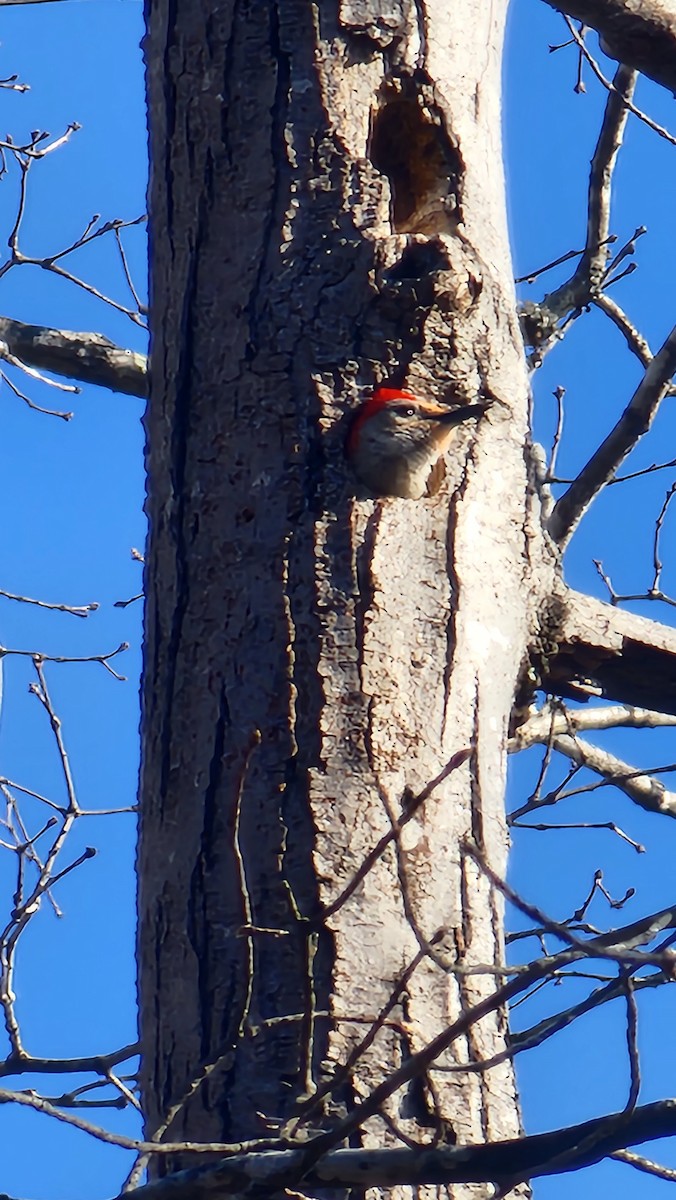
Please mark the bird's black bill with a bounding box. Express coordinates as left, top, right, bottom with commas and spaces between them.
437, 401, 492, 425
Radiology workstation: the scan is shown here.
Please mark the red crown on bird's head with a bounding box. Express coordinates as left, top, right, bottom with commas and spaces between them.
347, 387, 418, 453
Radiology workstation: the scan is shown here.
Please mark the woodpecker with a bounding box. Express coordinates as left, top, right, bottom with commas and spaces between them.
346, 386, 490, 499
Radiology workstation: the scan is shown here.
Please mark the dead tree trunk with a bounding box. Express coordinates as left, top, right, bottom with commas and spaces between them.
138, 0, 554, 1192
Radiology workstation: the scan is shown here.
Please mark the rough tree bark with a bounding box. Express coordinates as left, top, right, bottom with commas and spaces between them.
140, 0, 535, 1181
137, 0, 676, 1197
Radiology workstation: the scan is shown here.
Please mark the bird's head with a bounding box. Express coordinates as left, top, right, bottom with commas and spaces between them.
346, 386, 490, 498
347, 388, 459, 455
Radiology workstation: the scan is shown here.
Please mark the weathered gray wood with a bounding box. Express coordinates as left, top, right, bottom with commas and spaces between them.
546, 588, 676, 715
0, 317, 147, 397
140, 3, 536, 1192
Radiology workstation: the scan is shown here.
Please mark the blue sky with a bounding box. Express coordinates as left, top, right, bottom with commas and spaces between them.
1, 1, 675, 1197
504, 3, 676, 1196
0, 2, 146, 1195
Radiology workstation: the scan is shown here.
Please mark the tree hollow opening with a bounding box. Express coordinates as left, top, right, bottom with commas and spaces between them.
369, 96, 463, 235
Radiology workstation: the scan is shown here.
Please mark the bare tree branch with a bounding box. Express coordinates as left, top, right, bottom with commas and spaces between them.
0, 1043, 138, 1080
530, 733, 676, 816
511, 700, 676, 815
542, 64, 636, 317
0, 316, 147, 398
513, 701, 676, 748
520, 64, 636, 360
99, 1099, 676, 1200
510, 969, 667, 1062
594, 294, 676, 398
541, 0, 676, 96
561, 19, 676, 146
612, 1147, 676, 1181
547, 323, 676, 544
545, 587, 676, 714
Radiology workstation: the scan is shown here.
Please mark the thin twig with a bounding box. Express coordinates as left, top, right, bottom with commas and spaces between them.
548, 322, 676, 545
563, 17, 676, 147
0, 588, 98, 618
0, 642, 128, 681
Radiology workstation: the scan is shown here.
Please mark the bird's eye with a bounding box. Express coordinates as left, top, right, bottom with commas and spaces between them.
394, 405, 415, 417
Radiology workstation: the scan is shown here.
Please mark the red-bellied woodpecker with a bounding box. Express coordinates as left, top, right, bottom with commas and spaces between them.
346, 386, 490, 499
